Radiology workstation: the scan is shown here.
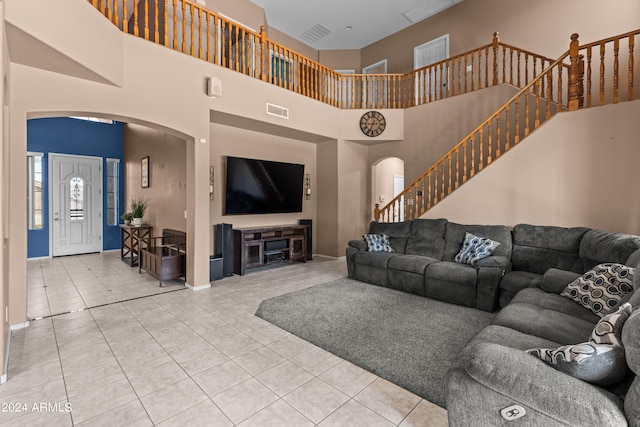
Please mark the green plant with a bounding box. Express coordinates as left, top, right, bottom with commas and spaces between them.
130, 197, 149, 218
121, 212, 133, 221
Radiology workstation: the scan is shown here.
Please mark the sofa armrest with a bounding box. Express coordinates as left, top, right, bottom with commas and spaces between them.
348, 239, 367, 252
541, 268, 581, 294
446, 342, 626, 427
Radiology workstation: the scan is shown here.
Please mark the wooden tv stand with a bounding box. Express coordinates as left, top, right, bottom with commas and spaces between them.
233, 224, 307, 275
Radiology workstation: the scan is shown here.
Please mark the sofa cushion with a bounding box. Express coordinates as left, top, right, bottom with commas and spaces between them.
510, 288, 601, 324
353, 251, 398, 268
541, 268, 581, 294
561, 263, 634, 317
577, 229, 640, 272
443, 223, 512, 262
454, 232, 501, 266
494, 302, 596, 344
500, 271, 542, 294
369, 221, 411, 237
511, 224, 588, 274
410, 218, 447, 239
405, 237, 445, 259
363, 233, 394, 252
388, 254, 439, 275
425, 261, 477, 286
527, 303, 632, 387
622, 309, 640, 424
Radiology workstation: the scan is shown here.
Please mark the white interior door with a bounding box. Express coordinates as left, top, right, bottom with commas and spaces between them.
363, 59, 388, 108
50, 154, 102, 256
414, 34, 449, 103
393, 174, 405, 222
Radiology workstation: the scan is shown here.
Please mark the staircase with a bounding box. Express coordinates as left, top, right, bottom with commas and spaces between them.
375, 30, 640, 222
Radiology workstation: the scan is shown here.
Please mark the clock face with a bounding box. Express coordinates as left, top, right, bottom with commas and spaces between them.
360, 111, 386, 137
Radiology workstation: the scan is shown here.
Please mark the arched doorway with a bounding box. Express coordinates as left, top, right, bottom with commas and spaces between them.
371, 157, 405, 221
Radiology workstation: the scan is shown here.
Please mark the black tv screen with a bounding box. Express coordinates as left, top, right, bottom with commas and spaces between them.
224, 156, 305, 215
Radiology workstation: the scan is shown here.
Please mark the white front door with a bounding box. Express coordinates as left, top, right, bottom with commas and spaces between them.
414, 34, 449, 103
50, 154, 102, 256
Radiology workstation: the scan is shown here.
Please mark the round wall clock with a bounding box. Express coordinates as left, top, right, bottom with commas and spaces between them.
360, 110, 386, 137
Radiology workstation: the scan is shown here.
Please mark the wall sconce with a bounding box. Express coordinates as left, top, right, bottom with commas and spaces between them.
209, 166, 214, 200
304, 173, 311, 200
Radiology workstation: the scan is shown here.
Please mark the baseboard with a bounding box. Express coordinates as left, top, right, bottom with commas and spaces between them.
313, 254, 346, 261
2, 327, 11, 384
27, 255, 50, 261
10, 321, 30, 331
186, 282, 211, 291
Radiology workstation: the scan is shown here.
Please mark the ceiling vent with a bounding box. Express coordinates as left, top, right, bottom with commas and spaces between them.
266, 103, 289, 119
299, 24, 331, 44
402, 0, 459, 23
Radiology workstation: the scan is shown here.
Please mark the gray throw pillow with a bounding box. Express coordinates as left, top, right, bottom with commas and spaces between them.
527, 303, 632, 387
561, 263, 634, 317
454, 232, 500, 266
363, 233, 394, 252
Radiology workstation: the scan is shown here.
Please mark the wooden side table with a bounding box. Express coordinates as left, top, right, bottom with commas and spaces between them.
119, 224, 153, 267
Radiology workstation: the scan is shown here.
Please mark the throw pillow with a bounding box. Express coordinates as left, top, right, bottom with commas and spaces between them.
454, 232, 500, 266
560, 263, 634, 317
527, 303, 632, 387
363, 233, 394, 252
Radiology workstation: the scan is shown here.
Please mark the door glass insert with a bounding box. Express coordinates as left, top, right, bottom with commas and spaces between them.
70, 176, 84, 221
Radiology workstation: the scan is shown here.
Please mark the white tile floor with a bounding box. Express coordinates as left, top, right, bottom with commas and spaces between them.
2, 253, 448, 426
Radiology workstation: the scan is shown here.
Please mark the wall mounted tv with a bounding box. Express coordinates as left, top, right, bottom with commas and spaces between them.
224, 156, 305, 215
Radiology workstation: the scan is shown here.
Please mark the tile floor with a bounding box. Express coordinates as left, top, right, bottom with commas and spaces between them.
2, 252, 448, 426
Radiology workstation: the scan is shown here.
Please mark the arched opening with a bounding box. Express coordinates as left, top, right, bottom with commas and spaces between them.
371, 157, 405, 221
25, 113, 190, 319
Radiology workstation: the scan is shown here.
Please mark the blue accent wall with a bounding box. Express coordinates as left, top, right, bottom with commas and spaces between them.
27, 118, 125, 258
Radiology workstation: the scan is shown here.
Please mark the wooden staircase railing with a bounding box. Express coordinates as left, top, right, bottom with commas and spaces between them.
375, 30, 639, 222
88, 0, 554, 109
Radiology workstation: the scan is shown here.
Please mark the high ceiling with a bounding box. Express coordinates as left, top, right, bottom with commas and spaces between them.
249, 0, 463, 50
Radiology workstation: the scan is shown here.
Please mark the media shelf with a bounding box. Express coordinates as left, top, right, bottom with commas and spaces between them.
233, 224, 307, 275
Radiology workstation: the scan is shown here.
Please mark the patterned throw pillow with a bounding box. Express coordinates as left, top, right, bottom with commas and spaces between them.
527, 303, 632, 386
561, 263, 634, 317
363, 233, 394, 252
454, 232, 500, 266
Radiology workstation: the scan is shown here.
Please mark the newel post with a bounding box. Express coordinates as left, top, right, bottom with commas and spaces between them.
568, 33, 584, 111
492, 32, 499, 86
260, 26, 267, 82
374, 204, 381, 222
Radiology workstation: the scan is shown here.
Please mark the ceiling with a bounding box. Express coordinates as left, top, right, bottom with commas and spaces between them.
249, 0, 463, 50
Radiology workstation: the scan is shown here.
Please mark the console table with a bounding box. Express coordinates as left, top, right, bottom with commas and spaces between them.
119, 224, 153, 267
233, 224, 307, 275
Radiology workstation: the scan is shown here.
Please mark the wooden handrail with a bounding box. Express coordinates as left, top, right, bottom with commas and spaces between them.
87, 0, 556, 110
375, 29, 639, 222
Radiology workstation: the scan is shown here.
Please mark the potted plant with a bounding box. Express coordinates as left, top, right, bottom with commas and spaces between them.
130, 196, 149, 226
121, 212, 133, 226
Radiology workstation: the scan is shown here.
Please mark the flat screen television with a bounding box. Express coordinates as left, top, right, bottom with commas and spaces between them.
224, 156, 305, 215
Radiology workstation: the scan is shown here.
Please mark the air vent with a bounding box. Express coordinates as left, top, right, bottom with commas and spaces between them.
266, 103, 289, 119
299, 24, 331, 44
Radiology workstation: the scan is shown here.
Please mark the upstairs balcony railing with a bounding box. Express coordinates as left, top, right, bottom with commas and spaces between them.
374, 30, 639, 222
89, 0, 555, 109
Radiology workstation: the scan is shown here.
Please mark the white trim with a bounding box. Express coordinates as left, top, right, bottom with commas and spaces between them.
27, 255, 51, 261
335, 69, 355, 74
413, 34, 449, 70
10, 321, 29, 331
217, 13, 256, 33
2, 328, 11, 384
186, 282, 212, 291
362, 59, 387, 74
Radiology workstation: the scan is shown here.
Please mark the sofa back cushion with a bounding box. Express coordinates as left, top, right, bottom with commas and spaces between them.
405, 219, 447, 259
442, 223, 512, 262
511, 224, 589, 274
577, 229, 640, 273
368, 221, 411, 254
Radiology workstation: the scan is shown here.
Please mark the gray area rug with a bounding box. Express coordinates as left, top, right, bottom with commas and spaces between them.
255, 278, 495, 408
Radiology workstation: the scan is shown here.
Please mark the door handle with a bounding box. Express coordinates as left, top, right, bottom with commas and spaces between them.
54, 218, 60, 221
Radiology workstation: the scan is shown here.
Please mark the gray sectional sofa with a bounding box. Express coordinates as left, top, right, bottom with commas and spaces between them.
346, 219, 640, 425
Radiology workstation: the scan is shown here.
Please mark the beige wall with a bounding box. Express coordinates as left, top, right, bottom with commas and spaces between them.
0, 10, 8, 380
319, 50, 361, 73
123, 124, 187, 234
206, 0, 265, 33
424, 100, 640, 234
361, 0, 640, 74
210, 123, 318, 253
